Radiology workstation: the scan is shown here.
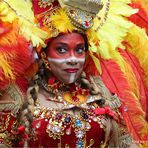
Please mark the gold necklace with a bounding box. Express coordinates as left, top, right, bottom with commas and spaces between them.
41, 78, 90, 107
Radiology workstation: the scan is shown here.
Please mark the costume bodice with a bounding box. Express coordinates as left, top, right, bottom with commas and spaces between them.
28, 76, 121, 148
30, 107, 106, 147
0, 77, 127, 148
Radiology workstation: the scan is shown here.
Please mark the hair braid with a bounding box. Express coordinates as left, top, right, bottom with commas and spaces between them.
80, 72, 106, 107
18, 77, 39, 147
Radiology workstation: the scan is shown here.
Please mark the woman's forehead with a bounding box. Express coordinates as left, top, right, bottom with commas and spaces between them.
50, 33, 85, 44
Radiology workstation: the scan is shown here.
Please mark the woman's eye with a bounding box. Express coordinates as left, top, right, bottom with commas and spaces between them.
56, 47, 67, 54
76, 47, 85, 54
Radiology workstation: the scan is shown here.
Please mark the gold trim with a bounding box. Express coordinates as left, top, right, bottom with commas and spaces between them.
0, 115, 10, 132
0, 84, 25, 115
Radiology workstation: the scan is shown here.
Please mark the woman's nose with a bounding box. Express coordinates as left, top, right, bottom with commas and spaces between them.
67, 61, 78, 66
67, 57, 78, 66
69, 50, 75, 57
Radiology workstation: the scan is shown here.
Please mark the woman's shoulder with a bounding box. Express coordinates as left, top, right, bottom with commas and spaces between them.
0, 77, 29, 115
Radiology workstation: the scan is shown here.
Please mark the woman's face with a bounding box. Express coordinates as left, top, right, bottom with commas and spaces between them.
47, 33, 86, 84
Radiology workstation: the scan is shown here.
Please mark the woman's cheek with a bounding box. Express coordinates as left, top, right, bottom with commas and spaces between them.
50, 62, 62, 73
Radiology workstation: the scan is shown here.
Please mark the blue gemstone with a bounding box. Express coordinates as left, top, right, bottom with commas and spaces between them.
75, 119, 82, 128
65, 117, 71, 124
77, 140, 83, 148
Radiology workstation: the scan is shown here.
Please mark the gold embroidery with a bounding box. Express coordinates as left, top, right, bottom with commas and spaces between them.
0, 84, 25, 115
38, 0, 54, 8
58, 136, 62, 148
0, 84, 25, 147
34, 107, 106, 148
0, 115, 10, 132
86, 139, 95, 148
65, 144, 70, 148
46, 119, 64, 140
0, 132, 7, 139
2, 131, 18, 147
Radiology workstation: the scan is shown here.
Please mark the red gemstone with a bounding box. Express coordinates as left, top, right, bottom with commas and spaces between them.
72, 96, 79, 102
84, 90, 89, 95
85, 21, 89, 27
48, 76, 55, 85
77, 89, 82, 94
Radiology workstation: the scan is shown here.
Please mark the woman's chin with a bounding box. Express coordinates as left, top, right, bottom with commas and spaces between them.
58, 77, 77, 84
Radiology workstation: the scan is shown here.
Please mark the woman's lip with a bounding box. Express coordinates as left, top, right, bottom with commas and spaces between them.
64, 68, 78, 73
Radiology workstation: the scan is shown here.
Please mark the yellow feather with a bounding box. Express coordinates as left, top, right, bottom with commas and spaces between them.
125, 25, 148, 87
89, 51, 102, 74
0, 53, 15, 80
0, 1, 16, 22
0, 0, 47, 47
50, 8, 76, 33
0, 21, 19, 46
107, 49, 140, 99
3, 0, 34, 22
88, 0, 138, 60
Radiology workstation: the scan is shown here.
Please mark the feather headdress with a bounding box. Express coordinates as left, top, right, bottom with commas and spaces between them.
0, 0, 48, 87
0, 0, 148, 145
0, 21, 33, 88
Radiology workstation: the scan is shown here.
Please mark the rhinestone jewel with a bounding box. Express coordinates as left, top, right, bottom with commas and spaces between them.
85, 123, 91, 130
47, 124, 51, 130
124, 106, 128, 112
52, 126, 61, 133
35, 122, 41, 129
76, 131, 84, 138
45, 119, 48, 122
34, 109, 40, 116
40, 112, 45, 118
93, 117, 98, 122
66, 128, 71, 135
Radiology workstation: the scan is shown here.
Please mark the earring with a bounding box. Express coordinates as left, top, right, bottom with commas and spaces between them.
40, 52, 51, 71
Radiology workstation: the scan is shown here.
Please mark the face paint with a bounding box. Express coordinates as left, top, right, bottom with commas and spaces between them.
69, 73, 76, 83
48, 57, 85, 63
47, 33, 86, 84
48, 56, 85, 83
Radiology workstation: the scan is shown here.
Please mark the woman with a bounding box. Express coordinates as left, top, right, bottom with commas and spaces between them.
0, 0, 148, 147
19, 32, 131, 148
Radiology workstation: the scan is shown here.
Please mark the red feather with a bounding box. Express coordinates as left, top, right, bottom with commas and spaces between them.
83, 53, 100, 76
100, 56, 147, 141
0, 23, 33, 89
129, 2, 148, 35
119, 48, 148, 119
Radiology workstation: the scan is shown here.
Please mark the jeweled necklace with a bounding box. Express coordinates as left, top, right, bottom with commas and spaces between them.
40, 75, 90, 107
